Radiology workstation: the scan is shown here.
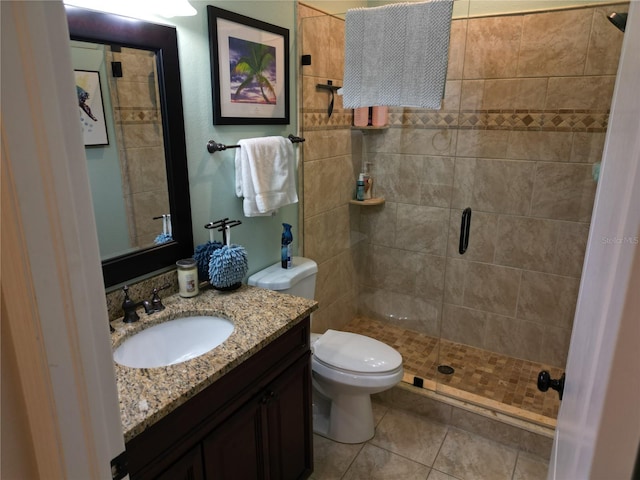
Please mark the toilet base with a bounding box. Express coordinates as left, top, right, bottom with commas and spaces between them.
312, 388, 375, 444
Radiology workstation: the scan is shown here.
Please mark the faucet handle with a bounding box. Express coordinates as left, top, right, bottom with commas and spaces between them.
150, 283, 171, 312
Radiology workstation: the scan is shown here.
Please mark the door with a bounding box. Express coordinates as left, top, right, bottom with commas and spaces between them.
549, 3, 640, 479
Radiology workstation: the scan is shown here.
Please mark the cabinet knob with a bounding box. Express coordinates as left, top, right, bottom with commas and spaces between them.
537, 371, 565, 400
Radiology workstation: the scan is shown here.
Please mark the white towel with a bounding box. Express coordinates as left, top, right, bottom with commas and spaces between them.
235, 136, 298, 217
342, 0, 453, 109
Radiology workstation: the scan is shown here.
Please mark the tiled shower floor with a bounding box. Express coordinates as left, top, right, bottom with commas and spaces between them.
344, 316, 563, 423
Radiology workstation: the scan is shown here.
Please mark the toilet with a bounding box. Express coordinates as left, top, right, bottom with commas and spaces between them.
248, 257, 403, 444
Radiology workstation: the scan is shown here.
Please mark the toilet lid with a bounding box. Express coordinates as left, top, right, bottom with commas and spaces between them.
313, 330, 402, 374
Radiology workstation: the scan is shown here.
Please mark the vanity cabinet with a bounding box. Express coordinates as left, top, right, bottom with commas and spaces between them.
125, 317, 313, 480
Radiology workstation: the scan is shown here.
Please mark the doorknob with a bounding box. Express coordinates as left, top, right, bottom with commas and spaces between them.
537, 371, 565, 400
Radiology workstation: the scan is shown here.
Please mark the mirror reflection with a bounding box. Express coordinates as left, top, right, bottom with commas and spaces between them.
70, 40, 171, 260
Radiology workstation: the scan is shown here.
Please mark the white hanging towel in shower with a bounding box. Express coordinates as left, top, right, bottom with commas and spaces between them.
235, 136, 298, 217
341, 0, 453, 109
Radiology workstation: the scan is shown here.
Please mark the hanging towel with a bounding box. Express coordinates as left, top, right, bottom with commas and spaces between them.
342, 0, 453, 109
235, 136, 298, 217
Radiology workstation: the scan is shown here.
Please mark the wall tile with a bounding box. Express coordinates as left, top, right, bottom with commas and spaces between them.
400, 128, 457, 156
538, 324, 572, 367
328, 15, 345, 80
531, 163, 597, 222
441, 304, 486, 348
585, 6, 627, 75
373, 154, 422, 205
451, 157, 475, 209
359, 201, 397, 248
304, 205, 350, 263
302, 128, 352, 161
420, 156, 455, 208
482, 79, 519, 110
570, 132, 606, 164
396, 204, 449, 255
483, 315, 544, 362
494, 216, 558, 272
546, 76, 616, 110
506, 131, 573, 162
443, 257, 466, 305
517, 271, 579, 329
447, 19, 467, 80
456, 130, 509, 158
553, 221, 590, 277
463, 262, 521, 316
316, 250, 356, 316
370, 245, 419, 293
518, 9, 592, 77
300, 14, 331, 78
415, 253, 446, 302
442, 80, 461, 112
471, 159, 535, 216
463, 16, 522, 79
460, 80, 484, 110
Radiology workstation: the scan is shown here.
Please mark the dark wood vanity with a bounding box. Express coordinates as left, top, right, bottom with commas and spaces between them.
125, 317, 312, 479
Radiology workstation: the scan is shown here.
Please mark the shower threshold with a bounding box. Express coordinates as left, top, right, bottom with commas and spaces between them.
344, 316, 562, 431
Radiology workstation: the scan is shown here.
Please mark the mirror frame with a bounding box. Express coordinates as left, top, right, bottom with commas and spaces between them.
66, 6, 194, 288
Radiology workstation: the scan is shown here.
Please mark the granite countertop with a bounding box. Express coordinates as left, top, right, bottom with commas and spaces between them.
110, 284, 317, 442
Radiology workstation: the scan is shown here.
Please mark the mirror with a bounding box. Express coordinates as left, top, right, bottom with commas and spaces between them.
66, 6, 193, 288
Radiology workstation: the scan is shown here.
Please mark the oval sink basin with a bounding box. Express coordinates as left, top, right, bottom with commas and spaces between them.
114, 316, 234, 368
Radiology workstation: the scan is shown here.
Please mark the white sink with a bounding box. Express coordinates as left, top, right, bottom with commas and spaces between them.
114, 316, 234, 368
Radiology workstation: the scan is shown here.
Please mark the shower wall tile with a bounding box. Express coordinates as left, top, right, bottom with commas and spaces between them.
301, 129, 352, 162
395, 204, 449, 255
530, 163, 596, 222
373, 154, 422, 205
316, 250, 356, 317
442, 80, 461, 112
460, 80, 484, 110
301, 14, 331, 78
420, 156, 455, 207
506, 131, 573, 163
443, 257, 466, 305
455, 130, 509, 159
483, 315, 544, 362
415, 253, 446, 302
494, 216, 558, 272
447, 209, 498, 263
359, 201, 397, 248
539, 324, 572, 367
545, 76, 617, 110
517, 271, 579, 329
451, 157, 476, 209
463, 16, 523, 79
471, 159, 535, 216
442, 304, 486, 349
447, 19, 467, 80
328, 15, 345, 80
304, 205, 350, 263
482, 77, 552, 111
517, 9, 593, 77
463, 262, 521, 316
553, 221, 590, 277
585, 5, 627, 75
400, 128, 457, 156
369, 245, 420, 293
570, 132, 606, 164
303, 155, 353, 217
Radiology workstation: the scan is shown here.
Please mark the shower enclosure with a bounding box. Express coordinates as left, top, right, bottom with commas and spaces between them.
298, 0, 627, 428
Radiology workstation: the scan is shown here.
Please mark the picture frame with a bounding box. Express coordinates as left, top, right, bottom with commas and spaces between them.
74, 70, 109, 146
207, 6, 290, 125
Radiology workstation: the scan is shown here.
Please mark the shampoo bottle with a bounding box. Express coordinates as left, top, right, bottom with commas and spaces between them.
363, 162, 373, 200
281, 223, 293, 268
356, 174, 366, 201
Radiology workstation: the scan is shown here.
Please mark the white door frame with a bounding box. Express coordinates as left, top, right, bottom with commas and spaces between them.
550, 2, 640, 479
1, 1, 124, 478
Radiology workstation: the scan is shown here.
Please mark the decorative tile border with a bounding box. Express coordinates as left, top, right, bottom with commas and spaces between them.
114, 107, 161, 124
302, 107, 609, 133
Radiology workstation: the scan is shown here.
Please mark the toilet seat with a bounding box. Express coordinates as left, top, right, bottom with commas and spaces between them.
313, 330, 402, 374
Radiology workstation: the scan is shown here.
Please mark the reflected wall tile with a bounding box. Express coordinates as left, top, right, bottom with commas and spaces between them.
447, 209, 498, 263
415, 253, 446, 302
456, 130, 509, 158
506, 131, 573, 162
122, 123, 164, 148
471, 159, 535, 216
126, 146, 167, 193
395, 204, 449, 255
483, 315, 543, 362
531, 163, 596, 222
441, 304, 486, 348
494, 216, 558, 272
585, 6, 627, 75
570, 132, 606, 164
517, 271, 579, 328
443, 257, 466, 305
517, 9, 592, 77
132, 190, 169, 237
546, 76, 616, 110
463, 262, 521, 316
463, 16, 522, 79
553, 221, 590, 277
447, 19, 467, 80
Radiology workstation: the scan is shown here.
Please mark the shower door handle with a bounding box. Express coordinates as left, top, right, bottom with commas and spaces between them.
459, 207, 472, 255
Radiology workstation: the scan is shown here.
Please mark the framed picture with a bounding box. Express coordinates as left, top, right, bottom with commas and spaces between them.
207, 6, 290, 125
74, 70, 109, 146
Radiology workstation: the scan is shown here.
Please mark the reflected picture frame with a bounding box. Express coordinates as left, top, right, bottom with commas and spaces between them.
74, 69, 109, 146
207, 6, 290, 125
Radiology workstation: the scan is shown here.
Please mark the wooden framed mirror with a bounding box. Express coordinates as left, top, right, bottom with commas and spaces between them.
66, 6, 193, 288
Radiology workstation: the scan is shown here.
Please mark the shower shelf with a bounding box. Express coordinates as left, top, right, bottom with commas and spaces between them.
349, 197, 385, 206
351, 125, 389, 131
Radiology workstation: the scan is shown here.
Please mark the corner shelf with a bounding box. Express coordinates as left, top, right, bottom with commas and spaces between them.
349, 197, 385, 206
351, 125, 389, 131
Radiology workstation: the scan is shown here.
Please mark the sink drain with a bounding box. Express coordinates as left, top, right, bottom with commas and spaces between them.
437, 365, 455, 375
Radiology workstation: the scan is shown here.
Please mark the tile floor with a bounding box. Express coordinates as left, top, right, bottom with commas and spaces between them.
344, 317, 563, 420
311, 402, 549, 480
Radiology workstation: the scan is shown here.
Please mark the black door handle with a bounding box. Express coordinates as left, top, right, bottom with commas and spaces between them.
537, 371, 565, 400
459, 207, 472, 254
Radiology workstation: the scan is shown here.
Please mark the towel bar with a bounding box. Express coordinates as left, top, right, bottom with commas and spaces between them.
207, 134, 305, 154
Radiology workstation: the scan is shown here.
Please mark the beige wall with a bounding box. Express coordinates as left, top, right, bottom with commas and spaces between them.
299, 1, 628, 366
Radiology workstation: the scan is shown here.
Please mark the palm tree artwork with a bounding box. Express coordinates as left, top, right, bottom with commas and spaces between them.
229, 37, 277, 104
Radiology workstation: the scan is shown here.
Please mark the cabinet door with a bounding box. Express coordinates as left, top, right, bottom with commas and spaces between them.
155, 444, 204, 480
202, 398, 265, 480
265, 354, 313, 480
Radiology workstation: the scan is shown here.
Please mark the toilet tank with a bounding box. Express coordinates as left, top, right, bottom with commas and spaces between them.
247, 256, 318, 300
